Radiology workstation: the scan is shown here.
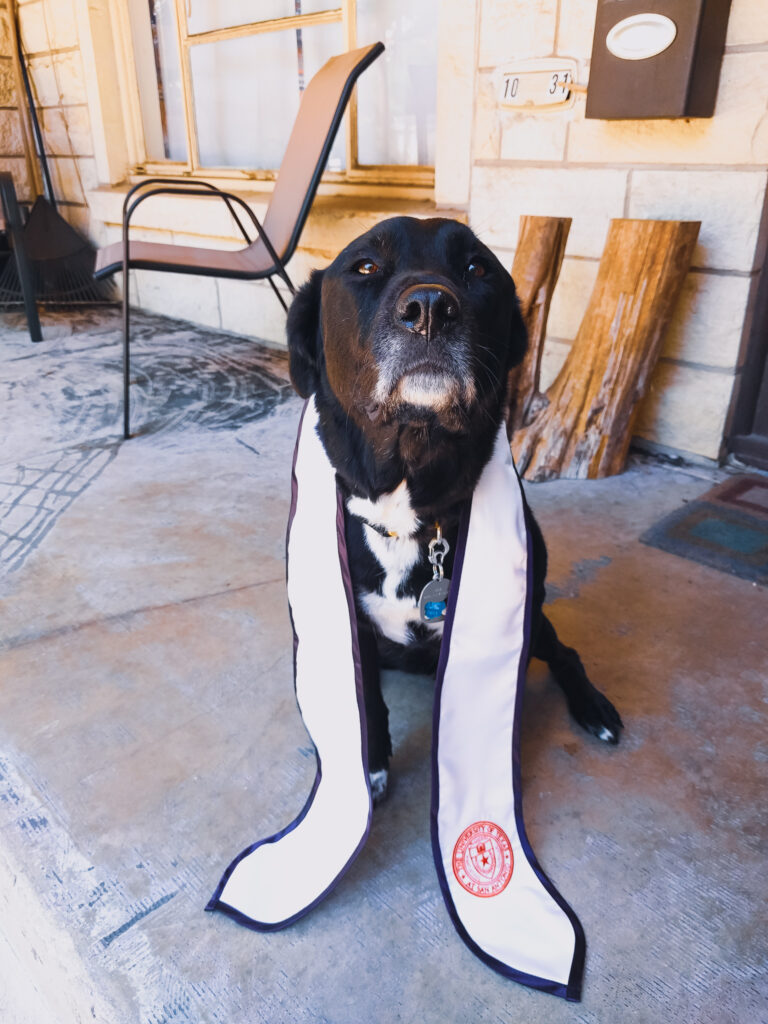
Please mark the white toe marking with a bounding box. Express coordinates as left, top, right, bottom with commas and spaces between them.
369, 769, 388, 801
361, 589, 419, 645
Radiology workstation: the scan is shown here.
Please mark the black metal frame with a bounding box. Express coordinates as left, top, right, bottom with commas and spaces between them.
0, 173, 42, 342
728, 249, 768, 470
103, 42, 384, 440
119, 178, 296, 438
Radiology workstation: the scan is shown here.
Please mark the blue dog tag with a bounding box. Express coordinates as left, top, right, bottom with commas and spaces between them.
424, 600, 446, 620
419, 577, 450, 624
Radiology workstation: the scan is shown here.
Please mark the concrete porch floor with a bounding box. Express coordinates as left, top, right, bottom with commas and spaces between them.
0, 308, 766, 1024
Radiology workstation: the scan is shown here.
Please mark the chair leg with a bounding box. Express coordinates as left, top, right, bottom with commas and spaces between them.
267, 275, 289, 313
122, 274, 131, 440
0, 175, 42, 342
14, 239, 42, 343
277, 265, 296, 297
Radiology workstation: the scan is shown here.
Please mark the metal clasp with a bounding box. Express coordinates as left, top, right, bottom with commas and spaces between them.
427, 523, 450, 581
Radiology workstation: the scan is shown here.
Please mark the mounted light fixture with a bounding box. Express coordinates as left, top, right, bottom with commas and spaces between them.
586, 0, 732, 119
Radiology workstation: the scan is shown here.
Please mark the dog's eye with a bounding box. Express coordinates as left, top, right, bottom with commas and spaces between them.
353, 259, 380, 275
465, 260, 487, 279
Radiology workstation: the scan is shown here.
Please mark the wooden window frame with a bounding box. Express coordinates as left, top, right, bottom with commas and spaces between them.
121, 0, 434, 189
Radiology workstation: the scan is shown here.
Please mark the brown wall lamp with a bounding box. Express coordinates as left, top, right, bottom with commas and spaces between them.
584, 1, 732, 120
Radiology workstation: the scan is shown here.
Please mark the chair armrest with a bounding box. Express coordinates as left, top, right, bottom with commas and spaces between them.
122, 183, 284, 273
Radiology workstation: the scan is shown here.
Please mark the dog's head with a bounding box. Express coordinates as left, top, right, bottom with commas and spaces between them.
287, 216, 526, 438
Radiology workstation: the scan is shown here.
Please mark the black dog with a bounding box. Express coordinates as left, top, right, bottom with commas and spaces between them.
286, 216, 622, 801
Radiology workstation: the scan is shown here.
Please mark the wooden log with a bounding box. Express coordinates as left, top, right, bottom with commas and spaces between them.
511, 218, 700, 481
506, 216, 571, 436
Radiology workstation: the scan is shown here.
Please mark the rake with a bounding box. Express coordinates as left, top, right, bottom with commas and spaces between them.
0, 5, 115, 309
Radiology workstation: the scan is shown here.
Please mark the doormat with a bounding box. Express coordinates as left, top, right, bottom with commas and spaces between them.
641, 476, 768, 586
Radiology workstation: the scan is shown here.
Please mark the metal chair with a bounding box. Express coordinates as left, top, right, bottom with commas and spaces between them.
0, 173, 42, 342
94, 42, 384, 439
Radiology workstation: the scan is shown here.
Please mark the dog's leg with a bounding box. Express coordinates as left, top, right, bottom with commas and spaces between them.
358, 623, 393, 804
531, 613, 623, 744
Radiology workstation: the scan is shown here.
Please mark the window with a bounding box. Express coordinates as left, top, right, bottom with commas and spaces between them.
127, 0, 438, 185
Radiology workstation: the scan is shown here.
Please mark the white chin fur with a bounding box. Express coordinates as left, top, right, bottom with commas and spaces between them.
396, 372, 456, 410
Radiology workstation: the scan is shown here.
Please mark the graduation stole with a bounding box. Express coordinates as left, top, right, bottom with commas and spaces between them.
208, 396, 585, 1002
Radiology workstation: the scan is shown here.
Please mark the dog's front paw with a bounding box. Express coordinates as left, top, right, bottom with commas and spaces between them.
569, 684, 624, 745
369, 768, 389, 805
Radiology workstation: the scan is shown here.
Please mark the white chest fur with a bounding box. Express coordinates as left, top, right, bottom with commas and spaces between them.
346, 481, 442, 645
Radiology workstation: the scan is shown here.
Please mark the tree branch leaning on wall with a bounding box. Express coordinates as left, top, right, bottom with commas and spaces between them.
508, 217, 700, 481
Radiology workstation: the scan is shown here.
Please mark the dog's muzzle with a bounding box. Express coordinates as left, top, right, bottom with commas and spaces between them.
371, 280, 474, 419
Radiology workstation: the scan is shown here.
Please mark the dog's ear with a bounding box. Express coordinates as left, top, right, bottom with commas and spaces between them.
507, 293, 528, 369
286, 269, 324, 398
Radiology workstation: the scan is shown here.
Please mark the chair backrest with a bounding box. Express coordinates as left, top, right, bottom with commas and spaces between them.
263, 42, 384, 266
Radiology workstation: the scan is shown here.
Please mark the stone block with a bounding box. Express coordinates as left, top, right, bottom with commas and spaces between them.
539, 336, 570, 392
39, 106, 92, 158
100, 222, 122, 248
435, 0, 476, 206
47, 156, 83, 203
28, 56, 59, 106
488, 244, 515, 273
628, 169, 768, 273
134, 269, 221, 331
286, 245, 333, 281
0, 57, 15, 105
64, 105, 92, 156
169, 231, 242, 253
75, 156, 97, 194
17, 0, 48, 55
41, 106, 72, 155
217, 278, 290, 347
568, 53, 768, 167
478, 0, 557, 68
634, 362, 735, 460
0, 9, 11, 57
146, 192, 270, 241
499, 108, 569, 163
661, 272, 752, 370
298, 197, 442, 251
0, 108, 24, 156
546, 257, 599, 341
53, 51, 87, 106
470, 165, 627, 258
472, 71, 500, 162
726, 0, 768, 46
0, 156, 31, 201
43, 0, 77, 50
556, 0, 598, 59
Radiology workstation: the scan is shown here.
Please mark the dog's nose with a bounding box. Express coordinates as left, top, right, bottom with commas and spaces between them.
395, 284, 459, 336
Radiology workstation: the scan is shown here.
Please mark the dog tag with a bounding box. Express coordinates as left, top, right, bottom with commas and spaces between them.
419, 577, 451, 623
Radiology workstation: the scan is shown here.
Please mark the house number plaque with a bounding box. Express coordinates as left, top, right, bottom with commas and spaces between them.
498, 59, 580, 112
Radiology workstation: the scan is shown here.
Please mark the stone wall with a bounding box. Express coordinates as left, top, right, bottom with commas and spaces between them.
0, 0, 33, 201
5, 0, 96, 236
468, 0, 768, 460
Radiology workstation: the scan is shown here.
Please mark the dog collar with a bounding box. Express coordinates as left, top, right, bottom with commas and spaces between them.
353, 515, 399, 539
208, 396, 585, 1002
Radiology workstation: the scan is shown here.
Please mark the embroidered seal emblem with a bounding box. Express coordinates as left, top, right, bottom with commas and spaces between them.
452, 821, 513, 898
